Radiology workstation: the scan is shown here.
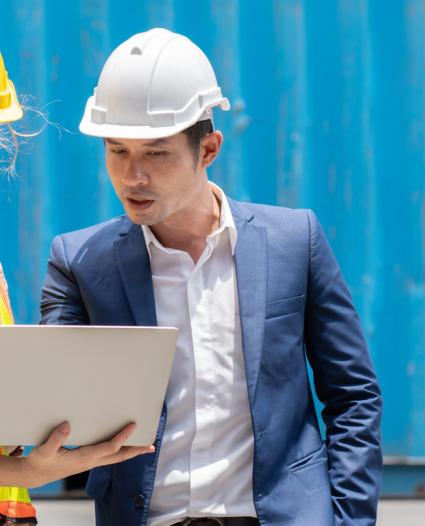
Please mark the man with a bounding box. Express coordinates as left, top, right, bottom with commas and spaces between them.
40, 28, 382, 526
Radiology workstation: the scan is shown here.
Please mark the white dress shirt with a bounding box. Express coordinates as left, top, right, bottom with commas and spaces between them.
143, 183, 257, 526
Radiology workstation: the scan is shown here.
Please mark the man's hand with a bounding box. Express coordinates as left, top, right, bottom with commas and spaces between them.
24, 422, 154, 488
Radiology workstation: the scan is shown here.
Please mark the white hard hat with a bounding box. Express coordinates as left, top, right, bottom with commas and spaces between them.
79, 28, 230, 139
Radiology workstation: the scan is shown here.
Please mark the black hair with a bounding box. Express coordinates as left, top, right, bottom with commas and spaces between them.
181, 119, 214, 163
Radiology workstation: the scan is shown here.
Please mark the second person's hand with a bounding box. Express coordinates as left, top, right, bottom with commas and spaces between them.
24, 422, 154, 488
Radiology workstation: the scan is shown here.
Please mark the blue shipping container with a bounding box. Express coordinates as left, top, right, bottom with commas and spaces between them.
0, 0, 424, 497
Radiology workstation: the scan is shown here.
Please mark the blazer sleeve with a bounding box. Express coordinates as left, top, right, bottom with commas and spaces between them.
40, 235, 89, 325
304, 210, 382, 526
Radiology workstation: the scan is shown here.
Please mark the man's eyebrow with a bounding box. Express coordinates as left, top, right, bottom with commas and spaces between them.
143, 138, 170, 147
104, 138, 171, 146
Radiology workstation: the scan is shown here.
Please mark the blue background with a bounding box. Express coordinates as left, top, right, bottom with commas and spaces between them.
0, 0, 424, 497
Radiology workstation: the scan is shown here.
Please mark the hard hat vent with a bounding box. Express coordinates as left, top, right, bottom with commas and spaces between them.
131, 47, 142, 56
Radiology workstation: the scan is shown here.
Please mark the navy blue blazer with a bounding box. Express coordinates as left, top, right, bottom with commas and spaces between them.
40, 199, 382, 526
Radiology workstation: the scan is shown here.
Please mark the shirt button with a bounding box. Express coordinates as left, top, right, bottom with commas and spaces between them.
133, 494, 145, 509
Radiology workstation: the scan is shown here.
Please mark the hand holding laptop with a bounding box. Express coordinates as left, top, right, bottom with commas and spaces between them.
0, 421, 154, 488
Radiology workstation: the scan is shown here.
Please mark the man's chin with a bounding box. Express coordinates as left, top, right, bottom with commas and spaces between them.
125, 210, 158, 226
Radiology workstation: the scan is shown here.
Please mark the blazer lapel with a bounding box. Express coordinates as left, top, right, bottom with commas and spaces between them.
113, 222, 157, 327
230, 200, 268, 407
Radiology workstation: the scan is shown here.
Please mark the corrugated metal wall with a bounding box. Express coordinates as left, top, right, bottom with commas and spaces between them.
1, 0, 424, 495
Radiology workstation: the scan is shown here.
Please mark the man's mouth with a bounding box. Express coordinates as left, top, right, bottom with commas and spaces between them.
126, 197, 155, 211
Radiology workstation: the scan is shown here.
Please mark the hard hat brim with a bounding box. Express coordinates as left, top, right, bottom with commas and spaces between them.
0, 105, 23, 123
79, 97, 230, 140
80, 119, 198, 140
0, 80, 23, 123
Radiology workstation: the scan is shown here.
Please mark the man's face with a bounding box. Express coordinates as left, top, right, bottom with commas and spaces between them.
105, 132, 205, 226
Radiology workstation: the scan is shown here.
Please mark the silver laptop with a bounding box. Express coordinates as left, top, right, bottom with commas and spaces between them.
0, 325, 178, 446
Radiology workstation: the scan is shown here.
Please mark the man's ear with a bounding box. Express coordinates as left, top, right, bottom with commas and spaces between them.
200, 131, 223, 168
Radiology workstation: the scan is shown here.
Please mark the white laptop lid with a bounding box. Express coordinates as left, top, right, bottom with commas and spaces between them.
0, 325, 178, 446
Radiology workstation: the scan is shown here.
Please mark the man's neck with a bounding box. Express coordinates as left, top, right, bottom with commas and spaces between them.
149, 183, 221, 263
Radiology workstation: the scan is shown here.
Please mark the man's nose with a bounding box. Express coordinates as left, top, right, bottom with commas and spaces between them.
123, 162, 150, 186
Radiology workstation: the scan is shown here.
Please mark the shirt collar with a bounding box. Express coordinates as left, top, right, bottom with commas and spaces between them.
141, 182, 237, 258
209, 182, 237, 254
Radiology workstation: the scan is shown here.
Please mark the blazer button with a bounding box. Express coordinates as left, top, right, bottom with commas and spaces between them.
133, 494, 145, 509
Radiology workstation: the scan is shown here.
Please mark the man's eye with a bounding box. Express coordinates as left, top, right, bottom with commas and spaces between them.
147, 150, 168, 157
111, 149, 126, 155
